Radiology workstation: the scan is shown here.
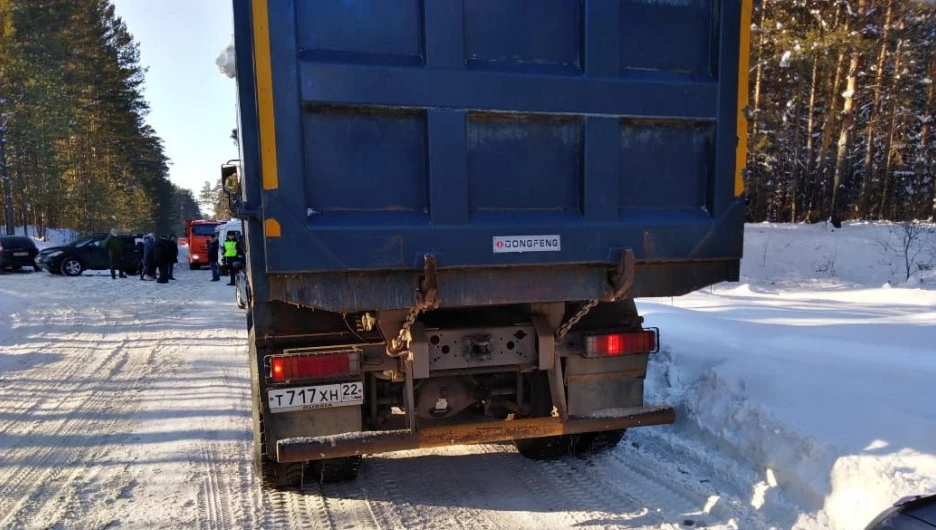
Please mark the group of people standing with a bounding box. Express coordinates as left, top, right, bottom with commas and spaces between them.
102, 229, 178, 283
102, 228, 243, 287
139, 233, 180, 283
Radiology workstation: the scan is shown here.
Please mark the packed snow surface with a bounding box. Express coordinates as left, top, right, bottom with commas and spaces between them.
0, 221, 933, 529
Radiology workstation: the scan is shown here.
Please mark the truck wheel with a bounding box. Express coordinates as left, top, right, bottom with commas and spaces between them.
255, 452, 304, 491
513, 371, 574, 460
307, 456, 363, 484
560, 297, 639, 457
570, 430, 625, 456
250, 339, 303, 490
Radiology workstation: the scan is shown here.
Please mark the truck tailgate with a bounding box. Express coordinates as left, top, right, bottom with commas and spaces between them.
236, 0, 748, 274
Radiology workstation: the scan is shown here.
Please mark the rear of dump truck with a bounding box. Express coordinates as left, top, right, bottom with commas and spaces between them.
229, 0, 751, 488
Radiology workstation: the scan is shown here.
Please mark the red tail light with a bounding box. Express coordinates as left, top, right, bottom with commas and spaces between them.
268, 350, 361, 383
585, 329, 659, 357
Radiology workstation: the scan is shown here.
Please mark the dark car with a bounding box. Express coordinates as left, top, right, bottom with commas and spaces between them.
35, 233, 142, 277
0, 236, 41, 272
865, 494, 936, 529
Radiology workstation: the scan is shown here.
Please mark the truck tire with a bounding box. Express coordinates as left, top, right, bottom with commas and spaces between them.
559, 298, 642, 456
249, 339, 303, 490
255, 449, 304, 491
307, 456, 363, 484
513, 371, 574, 460
569, 430, 625, 456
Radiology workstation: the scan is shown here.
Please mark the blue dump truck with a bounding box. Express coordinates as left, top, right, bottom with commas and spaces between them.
227, 0, 752, 488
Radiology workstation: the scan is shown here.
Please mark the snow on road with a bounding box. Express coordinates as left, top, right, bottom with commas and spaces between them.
0, 222, 933, 530
0, 267, 771, 530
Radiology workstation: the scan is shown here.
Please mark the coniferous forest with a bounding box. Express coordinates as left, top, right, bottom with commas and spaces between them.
745, 0, 936, 224
0, 0, 199, 238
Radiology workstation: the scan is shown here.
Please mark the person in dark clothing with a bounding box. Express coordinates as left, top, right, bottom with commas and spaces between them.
102, 229, 126, 279
167, 234, 179, 280
207, 233, 221, 282
153, 235, 173, 284
135, 237, 145, 279
141, 233, 156, 280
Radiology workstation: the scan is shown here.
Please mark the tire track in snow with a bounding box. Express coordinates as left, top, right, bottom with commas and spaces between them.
316, 471, 384, 530
0, 338, 133, 523
195, 363, 258, 530
0, 338, 167, 528
0, 304, 108, 436
363, 456, 432, 530
0, 271, 222, 529
196, 441, 236, 530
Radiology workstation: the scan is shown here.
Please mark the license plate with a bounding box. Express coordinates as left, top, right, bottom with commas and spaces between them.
268, 381, 363, 413
13, 252, 28, 257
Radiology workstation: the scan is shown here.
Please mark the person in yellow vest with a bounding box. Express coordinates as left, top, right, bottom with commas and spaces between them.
222, 232, 242, 285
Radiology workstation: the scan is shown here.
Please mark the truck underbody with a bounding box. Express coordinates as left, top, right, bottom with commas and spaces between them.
248, 257, 676, 489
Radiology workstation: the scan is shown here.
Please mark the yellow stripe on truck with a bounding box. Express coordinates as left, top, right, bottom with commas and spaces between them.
735, 0, 753, 197
252, 0, 279, 191
264, 218, 282, 238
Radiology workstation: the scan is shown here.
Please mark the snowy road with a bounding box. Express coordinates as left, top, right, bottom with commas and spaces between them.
0, 267, 779, 530
1, 223, 933, 530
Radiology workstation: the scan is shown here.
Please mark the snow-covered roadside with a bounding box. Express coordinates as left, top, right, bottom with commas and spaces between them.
634, 222, 936, 530
0, 266, 254, 529
1, 225, 77, 249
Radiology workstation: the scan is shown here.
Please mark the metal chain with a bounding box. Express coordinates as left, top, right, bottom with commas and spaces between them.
555, 298, 599, 342
389, 304, 422, 356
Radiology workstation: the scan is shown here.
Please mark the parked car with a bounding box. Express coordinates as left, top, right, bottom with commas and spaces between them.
0, 236, 41, 272
865, 494, 936, 529
35, 233, 142, 276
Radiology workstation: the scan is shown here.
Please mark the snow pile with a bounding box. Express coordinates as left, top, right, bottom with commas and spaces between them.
216, 35, 236, 79
636, 223, 936, 530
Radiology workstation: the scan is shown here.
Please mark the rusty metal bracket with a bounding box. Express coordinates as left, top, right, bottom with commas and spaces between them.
418, 254, 439, 311
602, 249, 636, 302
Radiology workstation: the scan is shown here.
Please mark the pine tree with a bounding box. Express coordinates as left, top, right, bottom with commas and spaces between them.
0, 0, 190, 237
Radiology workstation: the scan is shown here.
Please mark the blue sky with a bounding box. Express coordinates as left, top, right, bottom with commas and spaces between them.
111, 0, 239, 198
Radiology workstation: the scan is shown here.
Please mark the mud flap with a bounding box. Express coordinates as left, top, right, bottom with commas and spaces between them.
564, 354, 648, 417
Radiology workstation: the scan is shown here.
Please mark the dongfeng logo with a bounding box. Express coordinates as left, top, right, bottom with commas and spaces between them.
492, 235, 561, 254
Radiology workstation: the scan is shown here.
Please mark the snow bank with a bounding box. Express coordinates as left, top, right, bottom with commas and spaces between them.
744, 221, 936, 288
636, 222, 936, 530
216, 35, 236, 79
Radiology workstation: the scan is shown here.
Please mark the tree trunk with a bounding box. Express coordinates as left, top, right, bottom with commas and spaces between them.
811, 4, 846, 221
789, 74, 804, 222
857, 0, 894, 219
802, 56, 820, 222
749, 2, 768, 220
830, 0, 867, 227
921, 55, 935, 220
879, 40, 904, 220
